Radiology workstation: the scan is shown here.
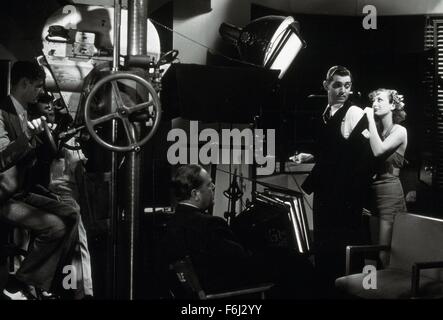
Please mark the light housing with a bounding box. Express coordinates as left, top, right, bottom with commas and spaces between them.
219, 15, 306, 79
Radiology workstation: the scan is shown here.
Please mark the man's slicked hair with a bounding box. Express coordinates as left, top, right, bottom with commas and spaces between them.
172, 165, 204, 201
325, 65, 352, 83
11, 60, 46, 87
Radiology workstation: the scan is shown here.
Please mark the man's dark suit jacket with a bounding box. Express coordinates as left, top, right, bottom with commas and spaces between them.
161, 203, 253, 292
160, 203, 318, 298
0, 97, 37, 202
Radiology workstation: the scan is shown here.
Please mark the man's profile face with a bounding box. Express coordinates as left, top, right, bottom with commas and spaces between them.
195, 169, 215, 210
24, 79, 44, 105
324, 74, 352, 106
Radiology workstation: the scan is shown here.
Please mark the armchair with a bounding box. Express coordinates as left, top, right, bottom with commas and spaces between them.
336, 213, 443, 299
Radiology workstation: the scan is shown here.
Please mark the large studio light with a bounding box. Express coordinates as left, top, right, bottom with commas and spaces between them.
219, 15, 306, 79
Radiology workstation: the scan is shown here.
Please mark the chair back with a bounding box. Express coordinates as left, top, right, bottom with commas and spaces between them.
169, 256, 206, 299
390, 213, 443, 281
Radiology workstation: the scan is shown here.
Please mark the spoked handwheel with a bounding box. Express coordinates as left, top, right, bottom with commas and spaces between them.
83, 72, 162, 152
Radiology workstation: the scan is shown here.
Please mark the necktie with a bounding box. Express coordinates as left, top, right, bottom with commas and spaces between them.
323, 106, 332, 124
19, 112, 28, 131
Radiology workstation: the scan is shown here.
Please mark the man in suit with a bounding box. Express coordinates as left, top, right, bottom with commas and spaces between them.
300, 66, 373, 294
163, 164, 250, 292
162, 164, 316, 298
0, 61, 79, 299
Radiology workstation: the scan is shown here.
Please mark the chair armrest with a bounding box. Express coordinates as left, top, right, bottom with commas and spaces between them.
411, 261, 443, 298
346, 245, 390, 275
205, 283, 274, 300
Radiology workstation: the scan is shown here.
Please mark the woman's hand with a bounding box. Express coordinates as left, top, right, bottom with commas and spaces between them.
364, 107, 374, 118
364, 107, 375, 122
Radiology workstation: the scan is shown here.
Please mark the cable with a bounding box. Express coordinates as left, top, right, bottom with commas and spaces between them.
118, 155, 127, 170
215, 166, 295, 195
150, 19, 265, 69
36, 54, 71, 115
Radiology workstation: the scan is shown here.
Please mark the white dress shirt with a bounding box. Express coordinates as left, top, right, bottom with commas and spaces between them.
323, 103, 364, 139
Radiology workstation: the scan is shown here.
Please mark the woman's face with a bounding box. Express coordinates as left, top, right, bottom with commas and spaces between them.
371, 91, 394, 117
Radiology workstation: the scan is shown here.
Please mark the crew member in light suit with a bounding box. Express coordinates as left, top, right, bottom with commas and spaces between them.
0, 61, 79, 299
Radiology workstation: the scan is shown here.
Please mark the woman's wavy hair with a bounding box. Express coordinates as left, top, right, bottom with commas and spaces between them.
368, 88, 406, 124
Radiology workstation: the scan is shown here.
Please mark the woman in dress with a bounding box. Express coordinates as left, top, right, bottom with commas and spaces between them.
364, 88, 407, 267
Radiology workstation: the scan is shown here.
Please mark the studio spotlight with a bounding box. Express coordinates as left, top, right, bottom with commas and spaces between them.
219, 15, 306, 79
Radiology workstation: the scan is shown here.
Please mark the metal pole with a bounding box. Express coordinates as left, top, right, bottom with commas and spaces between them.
108, 0, 122, 299
128, 130, 139, 300
113, 0, 122, 72
109, 120, 118, 299
127, 0, 148, 300
128, 0, 148, 56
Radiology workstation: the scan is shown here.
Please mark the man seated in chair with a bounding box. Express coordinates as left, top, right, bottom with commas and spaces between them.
0, 61, 79, 299
161, 164, 316, 298
162, 164, 249, 293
